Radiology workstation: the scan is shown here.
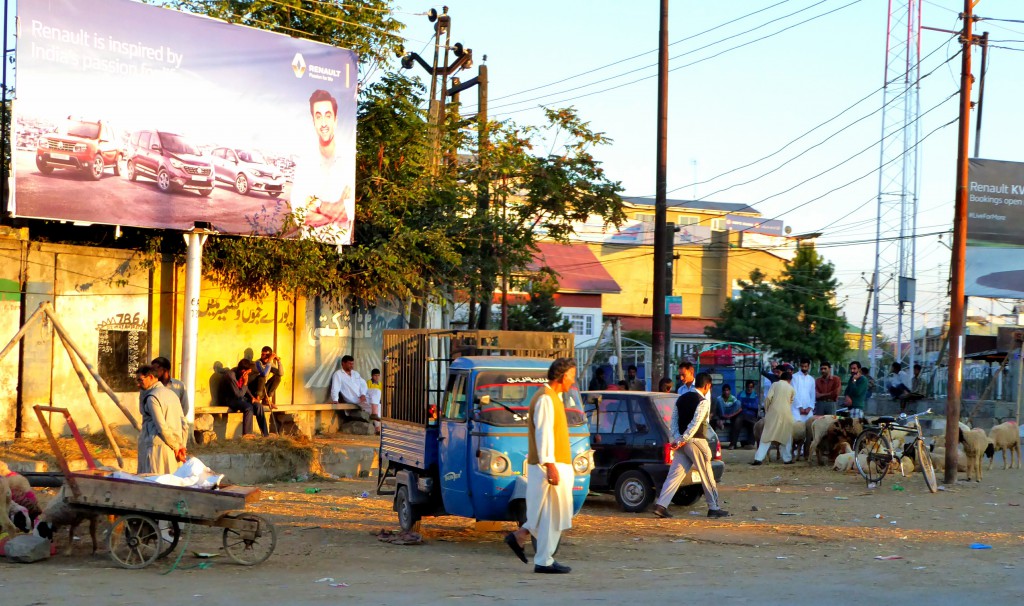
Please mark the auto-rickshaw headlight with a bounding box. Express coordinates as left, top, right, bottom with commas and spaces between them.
477, 448, 512, 476
573, 450, 594, 475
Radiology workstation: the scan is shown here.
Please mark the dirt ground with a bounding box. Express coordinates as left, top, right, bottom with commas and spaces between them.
2, 448, 1022, 605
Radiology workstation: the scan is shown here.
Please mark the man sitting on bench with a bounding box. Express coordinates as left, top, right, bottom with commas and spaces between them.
330, 355, 370, 421
220, 359, 270, 438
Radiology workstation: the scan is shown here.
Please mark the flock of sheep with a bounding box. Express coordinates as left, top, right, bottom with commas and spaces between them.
752, 415, 1021, 483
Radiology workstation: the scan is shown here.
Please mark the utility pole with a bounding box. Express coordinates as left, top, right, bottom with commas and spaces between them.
651, 0, 670, 384
974, 31, 989, 158
945, 0, 977, 484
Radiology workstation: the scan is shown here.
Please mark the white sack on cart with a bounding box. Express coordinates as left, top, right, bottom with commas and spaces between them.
111, 458, 224, 489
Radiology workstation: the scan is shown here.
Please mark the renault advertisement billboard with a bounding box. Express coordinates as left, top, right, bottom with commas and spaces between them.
12, 0, 358, 245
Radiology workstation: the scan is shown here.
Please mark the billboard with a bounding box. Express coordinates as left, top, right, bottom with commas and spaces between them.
725, 214, 784, 236
966, 158, 1024, 298
12, 0, 357, 245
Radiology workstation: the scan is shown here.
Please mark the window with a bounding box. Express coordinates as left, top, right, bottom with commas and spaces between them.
676, 215, 699, 226
443, 374, 468, 421
711, 218, 725, 231
587, 397, 637, 434
635, 213, 655, 222
566, 313, 594, 337
138, 132, 150, 149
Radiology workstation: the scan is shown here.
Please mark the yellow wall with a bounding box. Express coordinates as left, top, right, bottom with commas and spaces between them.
587, 232, 789, 320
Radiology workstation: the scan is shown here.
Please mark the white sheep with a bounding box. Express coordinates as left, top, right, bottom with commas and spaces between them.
899, 455, 915, 476
987, 421, 1021, 470
832, 443, 855, 472
960, 427, 994, 482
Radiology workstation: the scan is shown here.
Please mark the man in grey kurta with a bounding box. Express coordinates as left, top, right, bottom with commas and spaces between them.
136, 364, 188, 475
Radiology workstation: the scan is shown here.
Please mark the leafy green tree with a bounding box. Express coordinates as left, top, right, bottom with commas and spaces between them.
772, 246, 848, 364
506, 268, 572, 332
470, 108, 626, 327
707, 246, 847, 364
156, 0, 403, 70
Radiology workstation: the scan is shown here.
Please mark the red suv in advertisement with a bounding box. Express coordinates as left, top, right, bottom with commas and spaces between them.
125, 130, 215, 196
35, 119, 121, 180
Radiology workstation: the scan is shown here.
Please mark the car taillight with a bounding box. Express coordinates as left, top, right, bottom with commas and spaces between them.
663, 443, 674, 465
714, 439, 722, 461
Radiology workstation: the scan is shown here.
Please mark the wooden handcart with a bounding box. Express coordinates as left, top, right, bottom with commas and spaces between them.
33, 405, 277, 569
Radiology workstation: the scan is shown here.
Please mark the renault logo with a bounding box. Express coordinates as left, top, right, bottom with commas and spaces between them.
291, 53, 307, 78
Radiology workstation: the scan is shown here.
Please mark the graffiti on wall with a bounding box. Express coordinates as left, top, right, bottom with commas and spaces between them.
304, 304, 404, 392
199, 298, 294, 330
97, 313, 149, 392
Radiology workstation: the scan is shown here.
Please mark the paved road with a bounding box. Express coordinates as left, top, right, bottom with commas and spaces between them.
12, 149, 292, 235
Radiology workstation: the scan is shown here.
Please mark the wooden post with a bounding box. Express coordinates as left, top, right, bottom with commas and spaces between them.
41, 303, 140, 431
0, 302, 46, 364
56, 330, 125, 469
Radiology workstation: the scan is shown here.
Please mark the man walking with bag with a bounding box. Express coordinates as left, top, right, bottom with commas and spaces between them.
652, 372, 730, 519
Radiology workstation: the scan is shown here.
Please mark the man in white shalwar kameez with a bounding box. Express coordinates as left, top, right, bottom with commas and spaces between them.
504, 358, 577, 574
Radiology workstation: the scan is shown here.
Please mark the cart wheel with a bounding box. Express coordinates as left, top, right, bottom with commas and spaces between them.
158, 520, 181, 559
222, 513, 276, 566
108, 514, 162, 569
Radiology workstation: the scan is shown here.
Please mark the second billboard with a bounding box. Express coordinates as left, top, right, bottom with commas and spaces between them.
13, 0, 358, 246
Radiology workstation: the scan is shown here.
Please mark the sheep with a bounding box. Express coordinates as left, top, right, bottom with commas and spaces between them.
0, 476, 18, 536
899, 456, 915, 476
929, 446, 969, 473
753, 418, 781, 462
959, 427, 995, 482
808, 415, 864, 466
0, 461, 42, 527
791, 420, 808, 461
832, 443, 855, 472
987, 421, 1021, 470
34, 485, 100, 556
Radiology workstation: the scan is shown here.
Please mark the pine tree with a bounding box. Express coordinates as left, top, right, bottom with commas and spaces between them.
506, 268, 573, 332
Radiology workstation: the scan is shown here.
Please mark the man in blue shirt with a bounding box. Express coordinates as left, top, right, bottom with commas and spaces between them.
733, 380, 760, 450
676, 361, 696, 395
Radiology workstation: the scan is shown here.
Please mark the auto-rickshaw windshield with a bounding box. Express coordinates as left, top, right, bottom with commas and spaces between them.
473, 371, 586, 427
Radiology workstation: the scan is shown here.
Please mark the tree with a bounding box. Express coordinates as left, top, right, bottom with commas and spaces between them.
707, 246, 848, 364
468, 108, 626, 327
505, 268, 572, 332
157, 1, 403, 71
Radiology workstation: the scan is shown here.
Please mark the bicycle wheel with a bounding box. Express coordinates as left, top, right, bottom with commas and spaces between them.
853, 428, 892, 484
915, 439, 938, 493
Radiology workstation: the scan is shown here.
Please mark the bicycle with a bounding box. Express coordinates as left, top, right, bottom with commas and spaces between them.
852, 409, 937, 493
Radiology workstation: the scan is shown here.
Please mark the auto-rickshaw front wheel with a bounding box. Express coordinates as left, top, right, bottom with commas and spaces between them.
396, 486, 421, 532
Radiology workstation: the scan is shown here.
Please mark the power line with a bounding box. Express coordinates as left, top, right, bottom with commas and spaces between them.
654, 43, 958, 198
490, 0, 866, 117
489, 0, 805, 103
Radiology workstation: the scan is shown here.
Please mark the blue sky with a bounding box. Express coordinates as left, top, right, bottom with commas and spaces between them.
392, 0, 1024, 341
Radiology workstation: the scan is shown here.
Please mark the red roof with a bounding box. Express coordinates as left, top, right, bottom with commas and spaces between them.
530, 242, 620, 294
618, 315, 716, 336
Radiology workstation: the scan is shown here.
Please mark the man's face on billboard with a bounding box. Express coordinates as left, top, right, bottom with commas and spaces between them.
311, 100, 336, 147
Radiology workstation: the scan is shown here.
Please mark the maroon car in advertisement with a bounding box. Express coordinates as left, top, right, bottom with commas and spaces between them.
35, 119, 122, 180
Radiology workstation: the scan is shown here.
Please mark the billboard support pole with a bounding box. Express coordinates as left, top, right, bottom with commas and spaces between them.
945, 0, 975, 484
181, 229, 209, 428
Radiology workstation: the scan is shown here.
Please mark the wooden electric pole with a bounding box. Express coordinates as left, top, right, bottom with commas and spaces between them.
944, 0, 978, 484
651, 0, 670, 385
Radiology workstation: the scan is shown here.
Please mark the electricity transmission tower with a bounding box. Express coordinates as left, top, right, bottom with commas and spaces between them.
869, 0, 921, 378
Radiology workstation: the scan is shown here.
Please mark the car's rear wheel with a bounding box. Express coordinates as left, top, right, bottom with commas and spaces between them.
126, 159, 137, 181
614, 469, 654, 513
36, 157, 53, 174
234, 174, 249, 195
88, 154, 104, 181
112, 153, 122, 177
157, 169, 172, 192
671, 485, 704, 506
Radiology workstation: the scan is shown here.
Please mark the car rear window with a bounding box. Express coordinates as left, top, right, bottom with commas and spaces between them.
651, 394, 679, 430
